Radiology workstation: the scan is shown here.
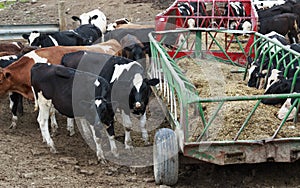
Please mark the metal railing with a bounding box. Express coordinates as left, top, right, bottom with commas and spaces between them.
0, 24, 59, 41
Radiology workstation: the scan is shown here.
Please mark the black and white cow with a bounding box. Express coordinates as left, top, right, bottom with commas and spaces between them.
262, 76, 300, 105
22, 24, 102, 47
61, 51, 159, 148
247, 32, 289, 88
177, 2, 207, 28
0, 55, 23, 129
261, 76, 300, 121
31, 63, 117, 162
72, 9, 107, 35
263, 43, 300, 91
224, 2, 250, 31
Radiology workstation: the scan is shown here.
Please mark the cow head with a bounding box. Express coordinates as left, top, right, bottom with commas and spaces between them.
122, 44, 147, 61
129, 76, 159, 116
265, 69, 283, 91
247, 57, 265, 88
72, 9, 107, 34
22, 31, 41, 46
277, 98, 297, 120
22, 31, 55, 47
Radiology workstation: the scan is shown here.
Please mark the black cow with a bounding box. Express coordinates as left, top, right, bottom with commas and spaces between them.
31, 63, 116, 162
257, 0, 295, 18
0, 55, 23, 129
22, 24, 102, 47
61, 51, 159, 148
103, 28, 154, 56
259, 13, 299, 44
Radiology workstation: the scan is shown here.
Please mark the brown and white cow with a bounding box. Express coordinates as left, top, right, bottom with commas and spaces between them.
0, 41, 38, 57
0, 40, 121, 152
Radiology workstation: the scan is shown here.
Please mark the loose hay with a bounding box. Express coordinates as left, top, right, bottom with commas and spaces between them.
175, 57, 300, 141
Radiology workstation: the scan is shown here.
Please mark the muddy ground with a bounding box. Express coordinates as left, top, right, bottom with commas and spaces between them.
1, 0, 300, 187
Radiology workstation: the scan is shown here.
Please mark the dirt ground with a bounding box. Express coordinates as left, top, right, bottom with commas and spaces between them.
2, 0, 300, 187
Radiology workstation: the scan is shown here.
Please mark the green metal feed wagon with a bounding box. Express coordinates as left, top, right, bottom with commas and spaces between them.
149, 0, 300, 185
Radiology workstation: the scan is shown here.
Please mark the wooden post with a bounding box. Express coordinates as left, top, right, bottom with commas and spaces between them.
58, 1, 66, 31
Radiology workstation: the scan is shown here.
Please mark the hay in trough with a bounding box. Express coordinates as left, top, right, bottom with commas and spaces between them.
175, 57, 300, 141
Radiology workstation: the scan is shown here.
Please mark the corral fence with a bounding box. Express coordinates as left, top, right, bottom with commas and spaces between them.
0, 1, 66, 41
149, 29, 300, 165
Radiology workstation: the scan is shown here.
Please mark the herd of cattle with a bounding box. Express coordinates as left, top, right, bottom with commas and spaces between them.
1, 0, 300, 162
0, 8, 158, 163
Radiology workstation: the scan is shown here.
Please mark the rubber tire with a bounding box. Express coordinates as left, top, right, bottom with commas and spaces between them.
153, 128, 179, 186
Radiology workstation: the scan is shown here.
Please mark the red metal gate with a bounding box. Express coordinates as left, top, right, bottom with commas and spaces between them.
155, 0, 258, 65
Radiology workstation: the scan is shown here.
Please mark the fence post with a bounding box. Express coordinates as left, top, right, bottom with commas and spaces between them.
58, 1, 66, 31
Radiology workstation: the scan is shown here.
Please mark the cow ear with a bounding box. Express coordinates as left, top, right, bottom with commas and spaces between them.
4, 71, 11, 79
145, 78, 159, 86
72, 16, 81, 22
22, 34, 29, 40
91, 15, 98, 20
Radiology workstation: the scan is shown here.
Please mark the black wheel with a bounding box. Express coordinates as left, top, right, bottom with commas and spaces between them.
153, 128, 179, 186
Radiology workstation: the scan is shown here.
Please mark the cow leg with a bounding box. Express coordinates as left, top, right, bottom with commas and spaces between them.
121, 110, 133, 149
17, 94, 23, 116
49, 106, 58, 136
67, 118, 75, 136
36, 93, 56, 153
139, 112, 150, 145
105, 122, 118, 157
89, 123, 106, 164
8, 92, 18, 129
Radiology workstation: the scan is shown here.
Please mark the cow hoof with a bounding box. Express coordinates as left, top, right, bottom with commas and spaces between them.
50, 147, 57, 153
9, 122, 17, 129
69, 130, 76, 137
98, 158, 107, 164
144, 141, 151, 146
111, 149, 119, 158
125, 145, 134, 151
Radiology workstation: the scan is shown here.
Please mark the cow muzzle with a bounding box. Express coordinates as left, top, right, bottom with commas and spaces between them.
132, 102, 145, 115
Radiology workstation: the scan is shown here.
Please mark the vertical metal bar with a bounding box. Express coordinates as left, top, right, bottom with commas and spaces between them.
195, 30, 202, 59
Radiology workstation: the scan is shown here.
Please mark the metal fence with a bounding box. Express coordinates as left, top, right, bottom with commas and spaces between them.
0, 24, 59, 41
